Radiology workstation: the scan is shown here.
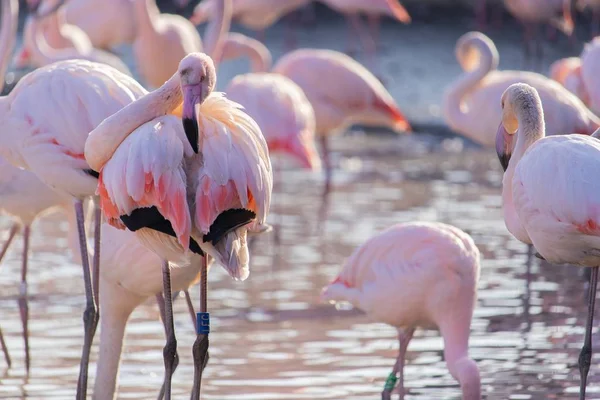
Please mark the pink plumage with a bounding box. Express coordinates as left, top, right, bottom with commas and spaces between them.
322, 222, 481, 400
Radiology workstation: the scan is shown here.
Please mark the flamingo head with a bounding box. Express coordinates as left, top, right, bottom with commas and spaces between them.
178, 53, 217, 154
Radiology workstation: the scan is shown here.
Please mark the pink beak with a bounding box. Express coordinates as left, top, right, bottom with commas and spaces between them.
495, 122, 513, 171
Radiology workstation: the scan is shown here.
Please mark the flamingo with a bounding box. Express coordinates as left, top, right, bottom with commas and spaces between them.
0, 0, 150, 397
190, 0, 311, 46
223, 36, 321, 171
95, 223, 206, 400
29, 0, 136, 50
0, 156, 73, 371
496, 82, 600, 399
503, 0, 574, 67
443, 32, 600, 149
84, 51, 272, 399
219, 37, 411, 189
579, 37, 600, 116
13, 13, 131, 75
131, 0, 205, 89
321, 222, 481, 400
317, 0, 411, 63
549, 57, 589, 105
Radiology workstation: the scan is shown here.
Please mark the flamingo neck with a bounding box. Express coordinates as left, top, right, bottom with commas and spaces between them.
84, 74, 181, 172
440, 319, 481, 400
443, 35, 497, 141
132, 0, 160, 37
0, 0, 18, 94
202, 0, 232, 63
25, 17, 60, 66
221, 33, 272, 73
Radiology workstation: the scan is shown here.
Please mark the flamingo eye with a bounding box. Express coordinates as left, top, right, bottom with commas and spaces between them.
200, 75, 205, 83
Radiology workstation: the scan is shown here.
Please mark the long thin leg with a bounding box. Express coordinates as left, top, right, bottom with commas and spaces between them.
367, 14, 381, 52
92, 202, 101, 305
284, 13, 298, 51
0, 326, 11, 368
579, 266, 598, 400
191, 255, 209, 400
347, 14, 372, 58
320, 135, 332, 194
75, 199, 98, 400
184, 290, 197, 332
18, 226, 30, 372
381, 328, 415, 400
0, 224, 19, 264
156, 291, 179, 400
160, 261, 177, 400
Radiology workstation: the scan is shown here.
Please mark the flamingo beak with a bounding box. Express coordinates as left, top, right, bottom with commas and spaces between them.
182, 84, 201, 154
496, 122, 513, 171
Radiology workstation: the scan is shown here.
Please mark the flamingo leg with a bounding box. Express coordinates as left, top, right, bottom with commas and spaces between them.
0, 224, 19, 264
367, 14, 381, 52
191, 254, 209, 400
156, 291, 180, 400
284, 12, 298, 52
381, 328, 415, 400
160, 261, 177, 400
346, 14, 370, 58
319, 135, 332, 194
74, 199, 98, 400
579, 266, 598, 400
476, 0, 487, 30
0, 326, 10, 368
18, 226, 30, 372
184, 290, 198, 331
92, 202, 101, 306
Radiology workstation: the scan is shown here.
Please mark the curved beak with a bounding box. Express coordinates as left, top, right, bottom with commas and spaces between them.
182, 85, 202, 153
495, 122, 513, 171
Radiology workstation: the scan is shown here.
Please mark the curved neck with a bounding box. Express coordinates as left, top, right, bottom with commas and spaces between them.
443, 36, 498, 136
220, 33, 272, 73
439, 318, 481, 400
202, 0, 232, 63
84, 74, 180, 171
25, 17, 58, 66
0, 0, 18, 94
132, 0, 159, 36
93, 277, 141, 400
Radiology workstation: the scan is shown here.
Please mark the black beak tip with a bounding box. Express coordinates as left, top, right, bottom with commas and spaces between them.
183, 117, 199, 154
498, 153, 510, 172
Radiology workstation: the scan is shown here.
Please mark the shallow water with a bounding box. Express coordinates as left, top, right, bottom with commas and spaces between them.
0, 133, 597, 400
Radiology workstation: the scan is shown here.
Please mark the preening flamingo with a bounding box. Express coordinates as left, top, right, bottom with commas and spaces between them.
496, 82, 600, 399
13, 13, 131, 75
190, 0, 311, 45
95, 223, 207, 400
223, 35, 321, 171
0, 1, 149, 396
443, 32, 600, 149
322, 222, 481, 400
0, 156, 73, 371
503, 0, 574, 66
84, 52, 272, 398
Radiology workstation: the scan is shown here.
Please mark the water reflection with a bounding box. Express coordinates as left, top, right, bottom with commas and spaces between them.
0, 134, 594, 399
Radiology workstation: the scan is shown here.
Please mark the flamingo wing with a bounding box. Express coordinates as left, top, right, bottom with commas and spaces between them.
97, 115, 193, 251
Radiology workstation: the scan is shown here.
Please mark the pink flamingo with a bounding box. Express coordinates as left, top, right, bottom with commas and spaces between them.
443, 32, 600, 149
131, 0, 223, 89
503, 0, 574, 67
190, 0, 311, 46
0, 0, 149, 397
95, 223, 206, 399
223, 35, 321, 171
496, 82, 600, 399
219, 41, 411, 189
321, 222, 481, 400
84, 52, 272, 399
579, 37, 600, 116
0, 156, 73, 371
13, 13, 131, 75
549, 57, 590, 105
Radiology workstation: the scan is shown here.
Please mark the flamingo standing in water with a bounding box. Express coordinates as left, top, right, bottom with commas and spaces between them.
496, 82, 600, 400
322, 222, 481, 400
85, 51, 272, 399
219, 36, 411, 189
443, 32, 600, 149
0, 156, 73, 371
0, 0, 149, 397
13, 11, 131, 75
503, 0, 574, 67
223, 34, 321, 172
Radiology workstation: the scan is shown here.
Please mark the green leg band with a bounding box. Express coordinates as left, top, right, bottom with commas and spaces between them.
384, 372, 398, 392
